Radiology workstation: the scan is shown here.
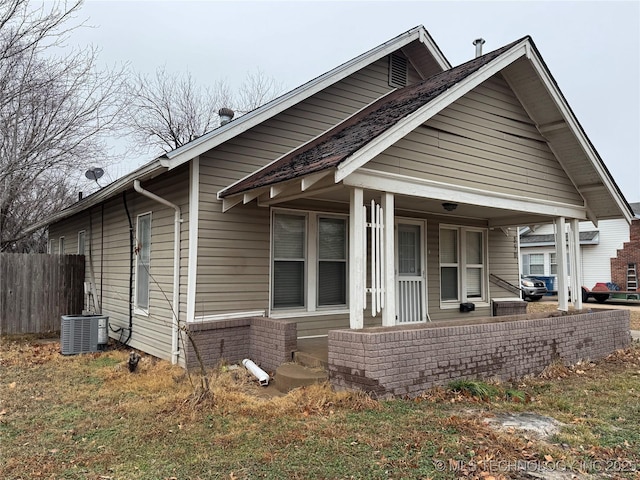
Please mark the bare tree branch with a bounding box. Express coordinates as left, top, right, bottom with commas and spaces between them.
0, 0, 127, 252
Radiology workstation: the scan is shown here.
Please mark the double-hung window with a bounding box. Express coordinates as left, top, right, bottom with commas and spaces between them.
273, 214, 306, 308
523, 253, 545, 276
272, 211, 347, 312
135, 213, 151, 313
440, 226, 487, 305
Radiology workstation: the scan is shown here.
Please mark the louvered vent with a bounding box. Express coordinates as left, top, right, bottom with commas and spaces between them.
389, 53, 408, 88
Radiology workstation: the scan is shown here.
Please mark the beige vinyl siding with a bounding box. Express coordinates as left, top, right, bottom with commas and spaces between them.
49, 166, 190, 361
487, 227, 521, 298
195, 59, 397, 320
369, 74, 583, 206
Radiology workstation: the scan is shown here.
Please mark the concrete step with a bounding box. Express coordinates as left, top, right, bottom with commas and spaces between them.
293, 350, 328, 369
274, 362, 328, 393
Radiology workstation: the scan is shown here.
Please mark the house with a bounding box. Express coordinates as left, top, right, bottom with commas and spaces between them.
29, 26, 632, 394
520, 203, 640, 294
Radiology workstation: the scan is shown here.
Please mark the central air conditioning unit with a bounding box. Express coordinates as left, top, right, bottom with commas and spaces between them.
61, 314, 109, 355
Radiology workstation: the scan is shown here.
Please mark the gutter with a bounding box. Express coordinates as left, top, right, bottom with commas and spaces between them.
133, 180, 182, 365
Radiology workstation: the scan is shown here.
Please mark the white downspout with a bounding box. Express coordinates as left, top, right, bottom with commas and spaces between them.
134, 179, 182, 364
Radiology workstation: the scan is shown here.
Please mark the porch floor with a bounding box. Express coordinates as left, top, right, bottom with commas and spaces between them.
294, 337, 329, 369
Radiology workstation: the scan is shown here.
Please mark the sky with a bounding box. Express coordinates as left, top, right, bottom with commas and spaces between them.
69, 0, 640, 202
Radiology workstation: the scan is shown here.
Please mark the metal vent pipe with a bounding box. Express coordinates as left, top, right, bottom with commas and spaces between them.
473, 38, 486, 58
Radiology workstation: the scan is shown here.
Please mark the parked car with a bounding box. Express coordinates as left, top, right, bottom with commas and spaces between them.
521, 275, 548, 301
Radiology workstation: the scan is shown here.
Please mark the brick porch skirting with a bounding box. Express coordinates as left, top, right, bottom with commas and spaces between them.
184, 317, 297, 372
328, 309, 631, 398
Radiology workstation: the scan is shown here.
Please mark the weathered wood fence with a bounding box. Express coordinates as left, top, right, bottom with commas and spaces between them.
1, 254, 85, 335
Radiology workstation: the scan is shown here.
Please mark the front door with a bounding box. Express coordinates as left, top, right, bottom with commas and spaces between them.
396, 221, 426, 323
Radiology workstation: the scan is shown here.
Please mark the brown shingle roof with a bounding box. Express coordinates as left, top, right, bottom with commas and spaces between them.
220, 37, 527, 198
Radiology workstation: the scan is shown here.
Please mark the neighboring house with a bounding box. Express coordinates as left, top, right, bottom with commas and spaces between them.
28, 26, 632, 373
520, 203, 640, 292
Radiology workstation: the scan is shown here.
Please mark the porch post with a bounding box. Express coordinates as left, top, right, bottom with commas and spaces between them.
555, 217, 569, 311
349, 187, 365, 329
569, 218, 583, 310
381, 192, 395, 326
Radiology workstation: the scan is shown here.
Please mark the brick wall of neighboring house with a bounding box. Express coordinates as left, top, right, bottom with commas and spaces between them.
611, 219, 640, 289
184, 317, 297, 372
328, 309, 631, 398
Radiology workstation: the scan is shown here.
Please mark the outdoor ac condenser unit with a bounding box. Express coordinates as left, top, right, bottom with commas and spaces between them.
60, 314, 108, 355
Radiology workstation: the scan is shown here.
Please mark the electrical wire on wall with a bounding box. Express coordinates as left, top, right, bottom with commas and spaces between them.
109, 191, 134, 346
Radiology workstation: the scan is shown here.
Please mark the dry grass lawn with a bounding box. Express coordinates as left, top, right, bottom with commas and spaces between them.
1, 306, 639, 479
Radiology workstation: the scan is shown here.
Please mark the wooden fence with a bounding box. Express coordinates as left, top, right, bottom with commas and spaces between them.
1, 254, 85, 335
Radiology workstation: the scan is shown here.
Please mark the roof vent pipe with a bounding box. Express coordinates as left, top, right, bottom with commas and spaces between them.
218, 107, 234, 126
473, 38, 485, 58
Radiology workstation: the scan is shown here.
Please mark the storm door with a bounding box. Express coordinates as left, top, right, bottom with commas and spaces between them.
396, 221, 426, 323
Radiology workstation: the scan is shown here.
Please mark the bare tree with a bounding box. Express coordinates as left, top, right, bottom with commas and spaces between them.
123, 67, 234, 154
124, 67, 284, 153
0, 0, 127, 251
236, 67, 284, 114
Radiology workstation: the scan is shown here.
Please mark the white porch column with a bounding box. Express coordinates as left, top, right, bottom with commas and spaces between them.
381, 192, 395, 326
555, 216, 569, 311
569, 218, 583, 310
349, 187, 365, 329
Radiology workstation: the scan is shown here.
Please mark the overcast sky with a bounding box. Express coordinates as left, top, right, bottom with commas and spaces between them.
72, 0, 640, 202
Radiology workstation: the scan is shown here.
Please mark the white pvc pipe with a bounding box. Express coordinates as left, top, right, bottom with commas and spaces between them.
134, 180, 181, 365
242, 358, 270, 386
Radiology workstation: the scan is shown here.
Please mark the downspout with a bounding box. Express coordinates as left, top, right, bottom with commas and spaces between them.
133, 179, 182, 365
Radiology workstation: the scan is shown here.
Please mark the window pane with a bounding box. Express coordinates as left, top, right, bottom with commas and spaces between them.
78, 232, 85, 255
441, 267, 458, 300
136, 214, 151, 310
440, 229, 457, 263
398, 224, 420, 275
467, 267, 482, 297
466, 231, 482, 264
136, 263, 150, 309
319, 218, 346, 260
318, 262, 346, 305
273, 261, 304, 308
530, 253, 544, 276
274, 214, 305, 259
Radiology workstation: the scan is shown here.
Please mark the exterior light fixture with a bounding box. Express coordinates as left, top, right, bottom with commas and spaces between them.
442, 202, 458, 212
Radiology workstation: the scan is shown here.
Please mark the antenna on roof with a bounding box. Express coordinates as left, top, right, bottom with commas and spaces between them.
85, 167, 104, 187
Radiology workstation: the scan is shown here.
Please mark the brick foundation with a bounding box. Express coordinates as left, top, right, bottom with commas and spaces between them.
184, 317, 297, 372
328, 309, 631, 398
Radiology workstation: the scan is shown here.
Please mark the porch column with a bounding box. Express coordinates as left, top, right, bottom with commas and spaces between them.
569, 218, 583, 310
381, 192, 395, 327
349, 187, 365, 329
555, 217, 569, 311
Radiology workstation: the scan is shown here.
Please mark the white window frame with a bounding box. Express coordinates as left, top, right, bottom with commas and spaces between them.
58, 237, 65, 254
134, 212, 152, 316
48, 238, 55, 254
439, 225, 488, 308
270, 208, 349, 318
77, 230, 86, 255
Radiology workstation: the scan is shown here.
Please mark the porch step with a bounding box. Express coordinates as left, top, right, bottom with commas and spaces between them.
274, 363, 328, 393
293, 349, 328, 369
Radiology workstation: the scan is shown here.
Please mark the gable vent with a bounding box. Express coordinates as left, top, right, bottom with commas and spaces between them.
389, 53, 408, 88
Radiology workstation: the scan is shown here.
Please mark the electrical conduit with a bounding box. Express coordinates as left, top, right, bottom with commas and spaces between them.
133, 180, 182, 365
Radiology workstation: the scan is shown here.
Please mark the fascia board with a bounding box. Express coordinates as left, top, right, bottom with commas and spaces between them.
164, 27, 437, 169
335, 42, 529, 183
